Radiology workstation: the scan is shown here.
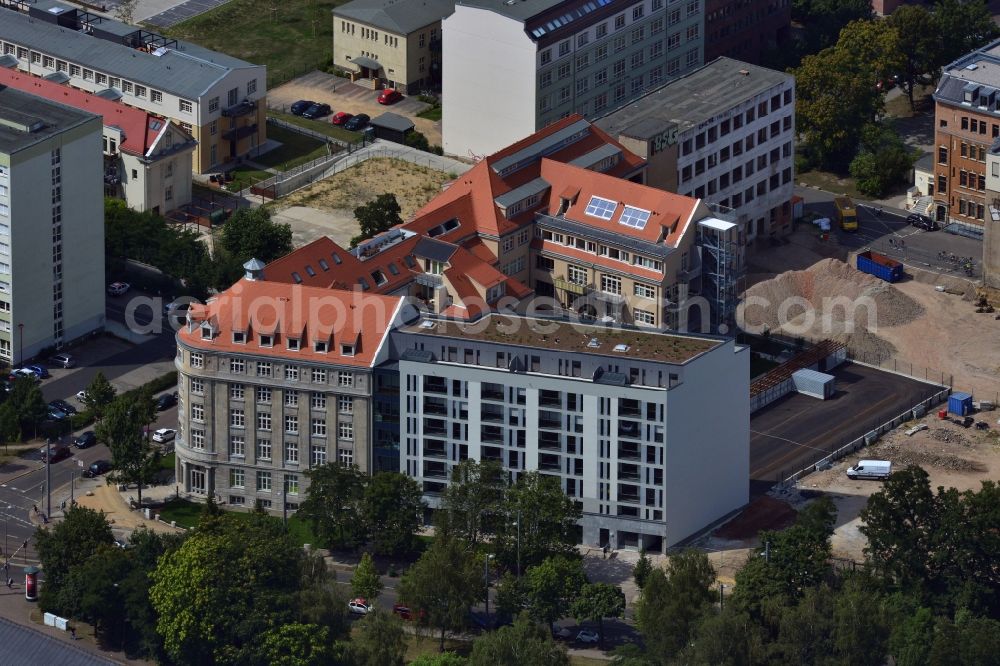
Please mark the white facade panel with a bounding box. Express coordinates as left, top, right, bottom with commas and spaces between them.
442, 6, 538, 159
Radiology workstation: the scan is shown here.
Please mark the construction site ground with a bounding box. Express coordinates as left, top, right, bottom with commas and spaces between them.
700, 411, 1000, 581
748, 362, 941, 495
747, 224, 1000, 400
267, 157, 455, 248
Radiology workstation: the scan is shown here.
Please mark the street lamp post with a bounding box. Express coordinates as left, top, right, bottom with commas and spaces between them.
17, 323, 22, 367
484, 554, 494, 623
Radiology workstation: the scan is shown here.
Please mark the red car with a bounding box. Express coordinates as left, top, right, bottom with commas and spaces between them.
392, 604, 425, 621
377, 89, 402, 105
331, 111, 353, 125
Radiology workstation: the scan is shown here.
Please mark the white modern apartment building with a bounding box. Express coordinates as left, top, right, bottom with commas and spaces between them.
0, 0, 265, 173
443, 0, 705, 159
173, 264, 751, 549
596, 57, 795, 245
391, 314, 749, 551
0, 85, 105, 364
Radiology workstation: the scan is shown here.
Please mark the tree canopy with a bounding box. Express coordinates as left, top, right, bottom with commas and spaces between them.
572, 583, 626, 649
35, 506, 116, 611
362, 472, 425, 555
468, 613, 570, 666
97, 392, 158, 509
352, 194, 403, 247
400, 537, 484, 651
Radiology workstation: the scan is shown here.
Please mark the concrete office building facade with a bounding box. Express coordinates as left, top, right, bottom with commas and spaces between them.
0, 86, 105, 364
596, 57, 795, 246
443, 0, 705, 159
392, 316, 749, 551
0, 1, 265, 174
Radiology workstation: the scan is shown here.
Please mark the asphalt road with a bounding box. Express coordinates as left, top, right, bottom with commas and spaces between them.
41, 297, 178, 404
0, 402, 179, 567
749, 363, 942, 497
2, 292, 180, 567
795, 187, 984, 279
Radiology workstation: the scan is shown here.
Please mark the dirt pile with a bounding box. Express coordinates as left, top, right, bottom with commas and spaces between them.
874, 440, 987, 472
741, 259, 924, 358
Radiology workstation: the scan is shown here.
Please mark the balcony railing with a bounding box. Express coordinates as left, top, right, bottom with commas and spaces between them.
424, 381, 447, 395
481, 409, 505, 423
423, 401, 447, 416
618, 445, 640, 461
538, 417, 562, 430
481, 388, 505, 401
618, 421, 641, 438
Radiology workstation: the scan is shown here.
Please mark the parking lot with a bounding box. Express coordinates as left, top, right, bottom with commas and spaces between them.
749, 362, 944, 497
268, 71, 441, 146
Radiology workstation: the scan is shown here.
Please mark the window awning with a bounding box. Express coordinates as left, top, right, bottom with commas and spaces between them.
349, 55, 380, 70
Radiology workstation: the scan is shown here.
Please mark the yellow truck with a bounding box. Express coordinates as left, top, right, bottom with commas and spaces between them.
834, 196, 858, 231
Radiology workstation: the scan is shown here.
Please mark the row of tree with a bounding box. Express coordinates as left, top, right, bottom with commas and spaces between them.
613, 466, 1000, 666
105, 198, 292, 298
793, 0, 998, 195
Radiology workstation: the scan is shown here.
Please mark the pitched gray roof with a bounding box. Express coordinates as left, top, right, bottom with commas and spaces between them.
0, 5, 262, 100
0, 617, 116, 666
334, 0, 456, 34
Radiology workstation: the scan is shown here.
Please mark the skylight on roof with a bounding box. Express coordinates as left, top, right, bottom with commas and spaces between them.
584, 196, 617, 220
619, 206, 651, 230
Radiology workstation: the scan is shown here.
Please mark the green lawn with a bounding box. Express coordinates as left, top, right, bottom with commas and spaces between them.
254, 125, 329, 170
156, 498, 319, 545
269, 111, 362, 144
161, 0, 346, 88
158, 452, 176, 472
226, 166, 274, 192
416, 105, 442, 122
158, 498, 203, 529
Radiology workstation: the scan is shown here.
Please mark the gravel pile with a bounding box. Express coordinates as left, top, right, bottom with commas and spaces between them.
928, 428, 972, 447
741, 259, 924, 358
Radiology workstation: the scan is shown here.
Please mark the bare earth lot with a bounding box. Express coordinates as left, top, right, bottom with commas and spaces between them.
268, 157, 453, 248
746, 228, 1000, 400
701, 413, 1000, 580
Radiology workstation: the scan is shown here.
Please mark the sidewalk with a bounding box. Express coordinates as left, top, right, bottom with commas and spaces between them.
30, 475, 183, 537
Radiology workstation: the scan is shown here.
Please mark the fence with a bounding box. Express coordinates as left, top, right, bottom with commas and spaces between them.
265, 116, 361, 151
777, 384, 951, 489
247, 143, 467, 201
845, 349, 953, 388
862, 237, 981, 280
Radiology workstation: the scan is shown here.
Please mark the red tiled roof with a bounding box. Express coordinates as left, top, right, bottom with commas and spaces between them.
180, 279, 403, 367
0, 68, 176, 157
538, 159, 697, 247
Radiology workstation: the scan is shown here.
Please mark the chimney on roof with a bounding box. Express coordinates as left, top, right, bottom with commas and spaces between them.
243, 257, 266, 281
739, 69, 750, 76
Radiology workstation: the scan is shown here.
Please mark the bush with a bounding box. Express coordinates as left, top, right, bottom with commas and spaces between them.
70, 412, 95, 431
405, 130, 431, 152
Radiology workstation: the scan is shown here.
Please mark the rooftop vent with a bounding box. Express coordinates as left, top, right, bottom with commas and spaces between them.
613, 344, 630, 353
738, 69, 750, 76
419, 320, 437, 329
966, 63, 979, 71
587, 337, 600, 348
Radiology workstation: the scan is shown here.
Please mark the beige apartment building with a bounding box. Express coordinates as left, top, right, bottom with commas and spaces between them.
173, 269, 411, 510
0, 1, 265, 174
332, 0, 455, 93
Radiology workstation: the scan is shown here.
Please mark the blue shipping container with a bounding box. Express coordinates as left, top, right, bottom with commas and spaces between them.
948, 392, 973, 416
856, 251, 903, 283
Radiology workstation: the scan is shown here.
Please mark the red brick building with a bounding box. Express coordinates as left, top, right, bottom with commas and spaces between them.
704, 0, 791, 65
932, 40, 1000, 230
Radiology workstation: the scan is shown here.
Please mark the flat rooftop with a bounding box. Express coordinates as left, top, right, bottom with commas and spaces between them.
401, 315, 721, 363
456, 0, 565, 22
749, 363, 943, 497
595, 57, 792, 140
0, 85, 97, 154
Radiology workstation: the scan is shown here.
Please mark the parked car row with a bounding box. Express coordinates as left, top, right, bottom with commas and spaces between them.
292, 99, 376, 132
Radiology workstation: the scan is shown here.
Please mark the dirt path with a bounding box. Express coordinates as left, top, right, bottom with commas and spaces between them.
75, 485, 181, 534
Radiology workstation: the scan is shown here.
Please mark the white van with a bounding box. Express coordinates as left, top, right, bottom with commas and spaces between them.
846, 460, 892, 480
